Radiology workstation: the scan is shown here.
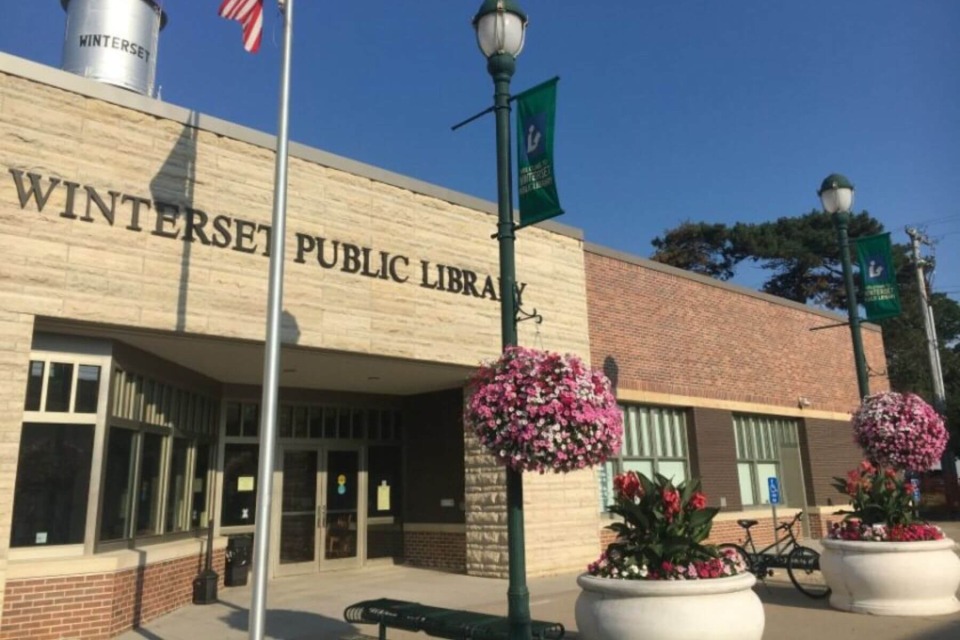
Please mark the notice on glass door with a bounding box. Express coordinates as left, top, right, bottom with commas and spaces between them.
238, 476, 255, 492
377, 481, 391, 511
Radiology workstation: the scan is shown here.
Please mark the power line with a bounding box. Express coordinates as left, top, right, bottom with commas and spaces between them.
911, 214, 960, 227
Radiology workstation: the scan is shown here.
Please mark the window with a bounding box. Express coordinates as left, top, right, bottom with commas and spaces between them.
100, 427, 136, 541
191, 444, 212, 528
135, 433, 164, 536
10, 423, 94, 547
733, 414, 801, 506
224, 402, 403, 442
222, 444, 259, 526
99, 367, 217, 544
24, 358, 101, 414
24, 361, 44, 411
600, 405, 690, 511
368, 446, 401, 517
16, 353, 104, 548
45, 362, 74, 412
76, 365, 101, 413
166, 438, 190, 533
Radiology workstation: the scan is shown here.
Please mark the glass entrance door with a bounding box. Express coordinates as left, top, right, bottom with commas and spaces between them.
277, 447, 320, 575
322, 449, 360, 568
276, 446, 362, 575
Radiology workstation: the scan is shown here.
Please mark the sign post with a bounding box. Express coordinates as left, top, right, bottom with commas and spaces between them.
768, 477, 780, 555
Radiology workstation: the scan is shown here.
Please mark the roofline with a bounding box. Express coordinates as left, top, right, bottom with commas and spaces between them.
0, 52, 582, 241
584, 241, 883, 332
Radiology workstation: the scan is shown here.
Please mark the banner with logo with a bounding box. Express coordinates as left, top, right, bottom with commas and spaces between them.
516, 78, 563, 228
855, 232, 902, 321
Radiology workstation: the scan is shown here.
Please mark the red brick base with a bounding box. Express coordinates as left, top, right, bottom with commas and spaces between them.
1, 549, 225, 640
599, 514, 814, 555
403, 531, 466, 573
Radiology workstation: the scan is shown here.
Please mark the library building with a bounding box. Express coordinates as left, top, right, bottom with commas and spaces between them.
0, 4, 886, 638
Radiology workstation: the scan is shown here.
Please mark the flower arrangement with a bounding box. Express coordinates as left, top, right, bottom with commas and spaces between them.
852, 391, 947, 472
829, 460, 944, 541
828, 521, 944, 542
465, 346, 623, 473
829, 392, 949, 542
587, 471, 746, 580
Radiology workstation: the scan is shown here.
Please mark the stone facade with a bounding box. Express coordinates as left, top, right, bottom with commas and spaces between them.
0, 61, 590, 368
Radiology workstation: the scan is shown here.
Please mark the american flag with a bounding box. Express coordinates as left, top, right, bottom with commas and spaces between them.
218, 0, 264, 53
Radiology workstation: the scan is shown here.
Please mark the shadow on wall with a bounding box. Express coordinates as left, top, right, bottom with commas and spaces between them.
150, 112, 199, 333
603, 355, 619, 394
282, 309, 301, 345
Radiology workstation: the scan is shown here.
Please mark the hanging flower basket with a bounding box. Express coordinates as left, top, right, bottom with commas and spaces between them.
852, 391, 947, 472
465, 346, 623, 473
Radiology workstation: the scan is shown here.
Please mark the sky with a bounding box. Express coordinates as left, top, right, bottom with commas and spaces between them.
2, 1, 958, 303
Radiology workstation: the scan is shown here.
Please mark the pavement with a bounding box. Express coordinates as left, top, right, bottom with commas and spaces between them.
119, 521, 960, 640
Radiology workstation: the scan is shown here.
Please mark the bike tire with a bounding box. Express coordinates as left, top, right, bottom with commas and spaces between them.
717, 543, 754, 576
787, 545, 831, 599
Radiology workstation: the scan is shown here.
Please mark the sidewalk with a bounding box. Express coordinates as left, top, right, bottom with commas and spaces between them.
120, 524, 960, 640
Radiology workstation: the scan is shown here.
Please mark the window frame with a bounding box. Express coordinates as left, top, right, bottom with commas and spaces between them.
732, 413, 800, 508
96, 366, 218, 551
218, 399, 404, 533
13, 341, 112, 558
600, 404, 691, 513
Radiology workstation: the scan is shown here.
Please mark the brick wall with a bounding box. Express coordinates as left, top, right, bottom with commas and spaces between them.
403, 531, 466, 573
1, 549, 224, 640
598, 516, 807, 555
688, 408, 743, 511
708, 518, 805, 548
584, 249, 888, 414
801, 418, 864, 507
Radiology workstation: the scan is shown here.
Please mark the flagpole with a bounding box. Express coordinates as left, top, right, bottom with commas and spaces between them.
249, 1, 294, 639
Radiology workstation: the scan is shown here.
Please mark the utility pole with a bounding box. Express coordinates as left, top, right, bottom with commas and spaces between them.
906, 227, 959, 514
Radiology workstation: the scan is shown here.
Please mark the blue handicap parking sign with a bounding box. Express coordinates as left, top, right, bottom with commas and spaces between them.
768, 477, 780, 504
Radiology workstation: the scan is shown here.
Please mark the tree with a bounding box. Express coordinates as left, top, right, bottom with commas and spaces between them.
651, 212, 960, 452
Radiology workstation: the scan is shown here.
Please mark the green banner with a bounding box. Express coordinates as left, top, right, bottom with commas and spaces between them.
855, 232, 902, 321
516, 78, 563, 228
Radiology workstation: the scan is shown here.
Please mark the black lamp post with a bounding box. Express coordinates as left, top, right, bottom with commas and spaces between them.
819, 173, 870, 399
472, 2, 530, 639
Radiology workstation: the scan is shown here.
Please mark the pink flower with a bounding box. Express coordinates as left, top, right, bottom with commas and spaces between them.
852, 392, 947, 472
465, 346, 623, 474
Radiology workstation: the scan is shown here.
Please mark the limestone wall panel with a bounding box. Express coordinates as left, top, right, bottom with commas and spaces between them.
0, 69, 591, 369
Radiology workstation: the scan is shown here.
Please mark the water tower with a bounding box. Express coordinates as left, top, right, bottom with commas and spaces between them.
60, 0, 167, 96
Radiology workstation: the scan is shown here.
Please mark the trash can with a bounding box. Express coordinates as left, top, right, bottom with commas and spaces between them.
225, 534, 253, 587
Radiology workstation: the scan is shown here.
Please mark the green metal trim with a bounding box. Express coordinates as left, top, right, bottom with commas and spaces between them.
833, 211, 870, 399
817, 173, 854, 196
473, 0, 529, 26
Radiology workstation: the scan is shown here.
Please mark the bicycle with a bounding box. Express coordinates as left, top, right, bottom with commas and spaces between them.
718, 511, 831, 599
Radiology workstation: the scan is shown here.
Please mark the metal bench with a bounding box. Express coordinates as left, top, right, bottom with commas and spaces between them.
343, 598, 565, 640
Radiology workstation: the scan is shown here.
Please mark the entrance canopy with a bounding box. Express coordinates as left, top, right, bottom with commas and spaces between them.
36, 318, 475, 395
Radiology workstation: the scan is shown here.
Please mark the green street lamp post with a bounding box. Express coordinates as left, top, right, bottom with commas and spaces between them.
472, 2, 530, 639
819, 173, 870, 399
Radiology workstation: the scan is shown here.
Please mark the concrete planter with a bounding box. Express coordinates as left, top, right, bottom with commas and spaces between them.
821, 537, 960, 615
575, 572, 764, 640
